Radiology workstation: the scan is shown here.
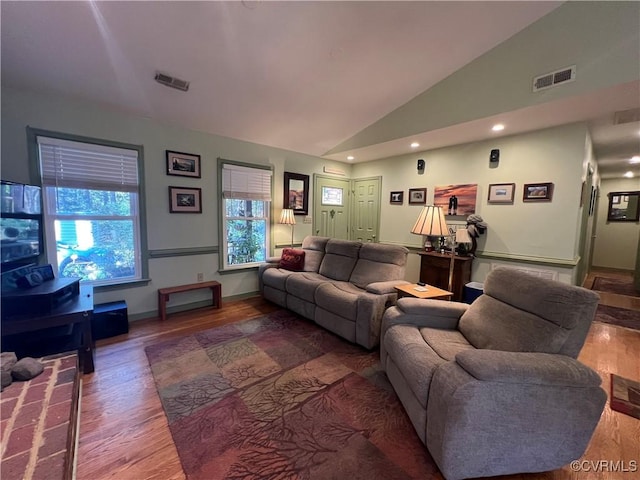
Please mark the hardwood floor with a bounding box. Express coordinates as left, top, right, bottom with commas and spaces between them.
76, 278, 639, 480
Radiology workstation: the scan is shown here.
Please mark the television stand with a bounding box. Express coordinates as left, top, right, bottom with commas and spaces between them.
1, 284, 95, 373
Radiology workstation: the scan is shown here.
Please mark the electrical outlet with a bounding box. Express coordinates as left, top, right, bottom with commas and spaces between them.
197, 273, 204, 282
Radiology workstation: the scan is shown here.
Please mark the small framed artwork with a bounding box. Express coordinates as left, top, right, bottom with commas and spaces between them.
611, 195, 621, 205
390, 191, 404, 204
166, 150, 201, 178
284, 172, 309, 215
408, 188, 427, 205
523, 183, 554, 202
169, 186, 202, 213
488, 183, 515, 204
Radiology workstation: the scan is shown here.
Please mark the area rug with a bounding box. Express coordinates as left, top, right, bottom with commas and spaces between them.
610, 374, 640, 420
595, 304, 640, 331
592, 276, 640, 297
145, 310, 437, 480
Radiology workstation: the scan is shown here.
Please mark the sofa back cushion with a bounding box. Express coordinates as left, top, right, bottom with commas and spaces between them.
458, 267, 599, 357
318, 239, 361, 281
349, 243, 408, 289
301, 236, 329, 272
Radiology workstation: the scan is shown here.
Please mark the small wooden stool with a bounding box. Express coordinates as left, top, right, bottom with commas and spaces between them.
158, 280, 222, 321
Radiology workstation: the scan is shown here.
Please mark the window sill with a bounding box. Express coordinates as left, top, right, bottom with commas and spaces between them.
218, 266, 259, 275
92, 278, 151, 292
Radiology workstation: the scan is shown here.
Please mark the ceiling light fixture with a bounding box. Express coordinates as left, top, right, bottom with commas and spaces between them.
411, 142, 420, 148
347, 155, 355, 161
492, 124, 505, 132
624, 171, 634, 178
630, 156, 640, 164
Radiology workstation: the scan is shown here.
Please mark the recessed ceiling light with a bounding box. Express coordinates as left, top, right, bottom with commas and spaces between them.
492, 124, 505, 132
347, 155, 355, 161
624, 171, 634, 178
630, 156, 640, 164
410, 142, 420, 148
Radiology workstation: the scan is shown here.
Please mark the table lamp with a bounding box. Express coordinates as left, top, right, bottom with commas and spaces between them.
279, 208, 296, 247
411, 205, 455, 292
455, 227, 472, 256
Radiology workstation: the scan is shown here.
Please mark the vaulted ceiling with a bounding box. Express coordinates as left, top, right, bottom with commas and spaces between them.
2, 1, 639, 179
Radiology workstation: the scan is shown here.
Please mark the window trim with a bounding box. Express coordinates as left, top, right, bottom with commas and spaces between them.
217, 157, 273, 273
27, 127, 149, 288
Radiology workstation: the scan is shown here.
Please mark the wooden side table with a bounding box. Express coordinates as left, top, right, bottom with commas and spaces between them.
417, 251, 472, 302
395, 283, 453, 300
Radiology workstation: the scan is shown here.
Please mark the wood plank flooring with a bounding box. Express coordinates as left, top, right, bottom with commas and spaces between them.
76, 274, 639, 480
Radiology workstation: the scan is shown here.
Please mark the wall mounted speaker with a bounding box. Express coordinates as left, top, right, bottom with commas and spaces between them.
417, 159, 425, 171
490, 149, 500, 164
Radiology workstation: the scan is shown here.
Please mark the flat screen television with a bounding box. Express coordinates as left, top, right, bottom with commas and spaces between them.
1, 181, 43, 267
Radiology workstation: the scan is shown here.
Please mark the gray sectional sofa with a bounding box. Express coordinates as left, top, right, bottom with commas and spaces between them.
258, 236, 409, 349
381, 267, 607, 480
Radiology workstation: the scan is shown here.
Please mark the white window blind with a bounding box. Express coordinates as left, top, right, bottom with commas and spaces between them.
37, 136, 139, 192
222, 164, 272, 201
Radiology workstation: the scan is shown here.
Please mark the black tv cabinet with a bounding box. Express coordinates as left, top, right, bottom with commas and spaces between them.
1, 283, 95, 374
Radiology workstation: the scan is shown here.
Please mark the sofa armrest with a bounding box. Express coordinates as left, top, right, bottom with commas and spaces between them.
397, 297, 469, 318
265, 256, 280, 264
366, 280, 410, 295
455, 349, 602, 387
381, 298, 468, 333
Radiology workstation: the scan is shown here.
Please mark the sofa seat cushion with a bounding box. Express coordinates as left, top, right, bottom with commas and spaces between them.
421, 327, 475, 361
383, 324, 448, 407
261, 267, 297, 291
314, 281, 366, 320
286, 272, 330, 302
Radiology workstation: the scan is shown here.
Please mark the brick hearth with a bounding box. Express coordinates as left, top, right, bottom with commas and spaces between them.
1, 353, 80, 480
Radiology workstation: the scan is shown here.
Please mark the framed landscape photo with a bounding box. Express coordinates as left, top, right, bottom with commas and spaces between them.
169, 186, 202, 213
408, 188, 426, 205
166, 150, 201, 178
284, 172, 309, 215
488, 183, 515, 204
523, 182, 554, 202
390, 191, 404, 204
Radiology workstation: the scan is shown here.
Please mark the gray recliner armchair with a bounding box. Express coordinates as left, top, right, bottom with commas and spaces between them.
380, 267, 606, 480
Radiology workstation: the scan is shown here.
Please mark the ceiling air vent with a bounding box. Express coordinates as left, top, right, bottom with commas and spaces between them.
154, 72, 190, 92
532, 65, 576, 92
613, 108, 640, 125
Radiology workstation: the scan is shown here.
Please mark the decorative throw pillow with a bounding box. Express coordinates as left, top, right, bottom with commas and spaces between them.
279, 248, 305, 271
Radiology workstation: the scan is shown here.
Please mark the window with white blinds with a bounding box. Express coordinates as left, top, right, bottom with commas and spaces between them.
38, 136, 139, 191
36, 134, 144, 285
222, 163, 272, 201
220, 162, 272, 270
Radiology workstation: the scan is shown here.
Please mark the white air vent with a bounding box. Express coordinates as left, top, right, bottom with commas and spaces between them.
614, 108, 640, 125
532, 65, 576, 92
154, 72, 190, 92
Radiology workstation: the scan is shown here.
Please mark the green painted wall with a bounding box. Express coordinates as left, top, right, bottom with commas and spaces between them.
1, 87, 350, 317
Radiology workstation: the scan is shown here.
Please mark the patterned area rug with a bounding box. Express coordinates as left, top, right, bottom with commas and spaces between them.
145, 310, 437, 480
610, 374, 640, 420
592, 276, 640, 297
595, 304, 640, 331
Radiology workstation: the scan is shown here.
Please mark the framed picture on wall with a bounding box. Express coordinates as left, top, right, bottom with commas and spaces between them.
487, 183, 515, 204
166, 150, 201, 178
390, 191, 404, 204
169, 186, 202, 213
408, 188, 426, 205
523, 182, 554, 202
284, 172, 309, 215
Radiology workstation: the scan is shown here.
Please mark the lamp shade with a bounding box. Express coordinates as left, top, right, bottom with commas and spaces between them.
455, 227, 472, 243
411, 205, 449, 236
279, 208, 296, 225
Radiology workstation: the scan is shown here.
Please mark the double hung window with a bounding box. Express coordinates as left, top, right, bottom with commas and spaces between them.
37, 135, 144, 284
221, 163, 272, 269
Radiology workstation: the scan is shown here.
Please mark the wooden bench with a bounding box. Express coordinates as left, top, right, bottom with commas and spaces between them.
158, 280, 222, 321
